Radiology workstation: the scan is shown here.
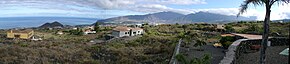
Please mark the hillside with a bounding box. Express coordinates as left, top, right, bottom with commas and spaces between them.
96, 11, 256, 25
173, 12, 256, 23
39, 21, 64, 28
97, 11, 184, 24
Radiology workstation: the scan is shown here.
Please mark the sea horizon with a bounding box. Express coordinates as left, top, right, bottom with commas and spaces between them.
0, 16, 99, 29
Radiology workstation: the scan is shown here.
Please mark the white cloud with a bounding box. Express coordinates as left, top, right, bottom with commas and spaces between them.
0, 0, 289, 20
144, 0, 207, 5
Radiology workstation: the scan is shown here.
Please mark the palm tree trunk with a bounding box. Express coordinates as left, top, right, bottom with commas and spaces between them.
260, 1, 271, 64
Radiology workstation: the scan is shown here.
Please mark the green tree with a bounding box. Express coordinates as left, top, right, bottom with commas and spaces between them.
94, 22, 100, 32
220, 36, 235, 48
182, 25, 188, 33
175, 54, 211, 64
225, 25, 235, 32
69, 29, 83, 35
238, 0, 289, 63
142, 23, 149, 26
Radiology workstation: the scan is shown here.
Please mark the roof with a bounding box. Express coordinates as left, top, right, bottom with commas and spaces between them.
113, 26, 131, 31
131, 27, 143, 30
9, 29, 33, 33
113, 26, 143, 31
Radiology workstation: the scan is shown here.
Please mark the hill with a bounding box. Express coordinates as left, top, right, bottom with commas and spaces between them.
97, 11, 184, 24
96, 11, 256, 25
0, 17, 99, 29
39, 21, 64, 28
173, 12, 256, 23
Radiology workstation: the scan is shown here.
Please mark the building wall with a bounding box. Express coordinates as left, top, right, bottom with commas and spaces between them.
112, 31, 120, 37
119, 31, 130, 37
112, 31, 130, 37
112, 29, 144, 37
6, 31, 34, 39
7, 33, 14, 38
130, 30, 143, 36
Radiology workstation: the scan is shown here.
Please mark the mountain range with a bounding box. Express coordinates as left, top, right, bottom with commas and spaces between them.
96, 11, 257, 24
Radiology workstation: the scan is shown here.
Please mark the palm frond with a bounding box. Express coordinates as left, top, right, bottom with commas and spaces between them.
237, 0, 264, 17
279, 0, 290, 3
274, 0, 290, 5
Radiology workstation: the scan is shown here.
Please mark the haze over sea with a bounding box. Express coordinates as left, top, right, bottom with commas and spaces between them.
0, 17, 99, 29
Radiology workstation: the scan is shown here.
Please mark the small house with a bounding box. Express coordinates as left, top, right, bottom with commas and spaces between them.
7, 29, 34, 39
84, 29, 96, 35
215, 24, 225, 32
56, 31, 64, 35
112, 26, 144, 37
216, 24, 225, 29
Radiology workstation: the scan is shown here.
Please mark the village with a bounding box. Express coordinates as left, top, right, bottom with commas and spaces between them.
0, 21, 288, 64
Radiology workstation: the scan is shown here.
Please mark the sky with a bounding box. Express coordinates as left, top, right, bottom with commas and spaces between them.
0, 0, 289, 20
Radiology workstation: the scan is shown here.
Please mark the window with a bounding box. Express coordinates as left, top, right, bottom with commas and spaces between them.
133, 32, 136, 34
138, 31, 140, 33
125, 32, 127, 34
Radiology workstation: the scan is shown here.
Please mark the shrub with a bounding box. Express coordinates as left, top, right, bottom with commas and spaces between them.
220, 36, 235, 43
20, 43, 28, 47
220, 36, 235, 48
222, 41, 233, 48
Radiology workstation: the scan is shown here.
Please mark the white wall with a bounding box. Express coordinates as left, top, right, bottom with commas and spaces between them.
112, 30, 130, 37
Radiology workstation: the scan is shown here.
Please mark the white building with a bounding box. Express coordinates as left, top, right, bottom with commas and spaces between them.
112, 26, 144, 37
84, 29, 96, 35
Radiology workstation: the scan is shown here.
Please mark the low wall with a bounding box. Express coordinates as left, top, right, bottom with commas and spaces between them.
219, 37, 289, 64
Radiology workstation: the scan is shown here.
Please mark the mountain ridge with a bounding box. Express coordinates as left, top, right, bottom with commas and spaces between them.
96, 11, 257, 24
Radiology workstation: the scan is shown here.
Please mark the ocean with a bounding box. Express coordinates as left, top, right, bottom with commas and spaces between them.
0, 17, 99, 29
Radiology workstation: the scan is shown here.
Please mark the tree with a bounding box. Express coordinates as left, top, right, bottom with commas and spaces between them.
94, 22, 100, 32
225, 25, 235, 32
182, 25, 188, 33
238, 0, 289, 64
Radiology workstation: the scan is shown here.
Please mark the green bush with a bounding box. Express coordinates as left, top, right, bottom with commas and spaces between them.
220, 36, 235, 43
225, 25, 235, 32
222, 41, 233, 48
220, 36, 235, 48
20, 43, 28, 47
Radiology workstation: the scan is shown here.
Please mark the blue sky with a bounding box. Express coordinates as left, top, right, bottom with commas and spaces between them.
0, 0, 289, 20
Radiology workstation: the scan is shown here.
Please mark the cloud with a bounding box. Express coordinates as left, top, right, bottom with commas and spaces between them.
0, 0, 289, 20
0, 0, 206, 9
141, 0, 206, 5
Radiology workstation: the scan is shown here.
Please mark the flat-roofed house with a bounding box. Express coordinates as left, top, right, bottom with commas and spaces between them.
216, 24, 225, 30
112, 26, 131, 37
130, 28, 143, 36
7, 29, 34, 39
112, 26, 144, 37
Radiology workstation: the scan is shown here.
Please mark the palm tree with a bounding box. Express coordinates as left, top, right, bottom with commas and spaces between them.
94, 22, 100, 32
237, 0, 289, 64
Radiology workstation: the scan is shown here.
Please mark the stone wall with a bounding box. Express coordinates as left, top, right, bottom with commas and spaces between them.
219, 37, 289, 64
